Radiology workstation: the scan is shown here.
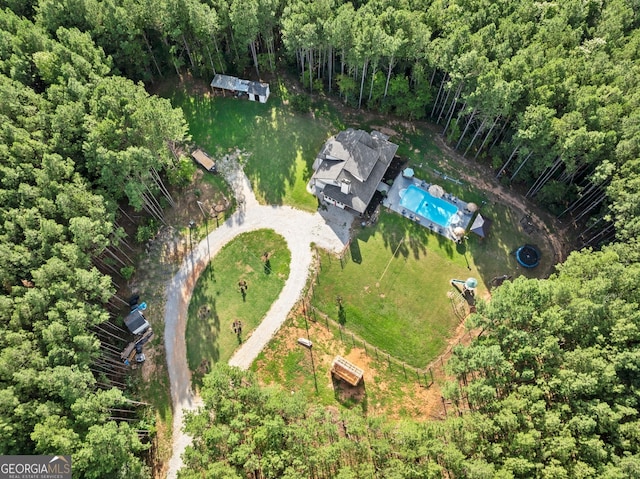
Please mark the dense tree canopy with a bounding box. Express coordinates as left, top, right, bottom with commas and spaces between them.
0, 6, 189, 477
184, 242, 640, 478
445, 242, 640, 477
2, 0, 640, 476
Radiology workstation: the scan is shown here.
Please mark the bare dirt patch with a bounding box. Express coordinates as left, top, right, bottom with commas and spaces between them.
371, 125, 399, 137
253, 306, 466, 421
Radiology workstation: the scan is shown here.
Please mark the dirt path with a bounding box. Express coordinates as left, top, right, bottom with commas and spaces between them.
164, 158, 351, 478
428, 129, 569, 267
312, 90, 568, 267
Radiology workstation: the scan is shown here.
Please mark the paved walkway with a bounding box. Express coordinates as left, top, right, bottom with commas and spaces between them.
164, 164, 351, 478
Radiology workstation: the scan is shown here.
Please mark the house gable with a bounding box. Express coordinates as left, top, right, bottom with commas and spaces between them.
311, 129, 398, 214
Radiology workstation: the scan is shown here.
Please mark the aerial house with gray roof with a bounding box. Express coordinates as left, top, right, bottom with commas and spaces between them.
309, 129, 399, 215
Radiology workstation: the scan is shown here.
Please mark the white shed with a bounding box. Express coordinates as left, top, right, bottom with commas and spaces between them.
248, 81, 270, 103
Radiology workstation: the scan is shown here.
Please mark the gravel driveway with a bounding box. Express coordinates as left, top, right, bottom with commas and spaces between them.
164, 164, 351, 478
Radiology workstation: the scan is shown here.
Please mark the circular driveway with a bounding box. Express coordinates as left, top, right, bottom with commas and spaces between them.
164, 167, 351, 478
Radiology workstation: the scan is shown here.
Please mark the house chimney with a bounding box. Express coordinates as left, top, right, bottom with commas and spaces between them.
340, 179, 351, 194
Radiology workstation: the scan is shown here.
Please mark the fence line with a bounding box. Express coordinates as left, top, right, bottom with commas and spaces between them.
306, 304, 434, 388
339, 238, 351, 269
301, 248, 478, 391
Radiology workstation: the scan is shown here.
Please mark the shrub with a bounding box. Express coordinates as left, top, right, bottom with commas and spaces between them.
168, 156, 197, 188
290, 94, 311, 112
120, 265, 135, 280
136, 219, 159, 243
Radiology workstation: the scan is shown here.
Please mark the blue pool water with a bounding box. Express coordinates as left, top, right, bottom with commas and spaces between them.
400, 185, 458, 227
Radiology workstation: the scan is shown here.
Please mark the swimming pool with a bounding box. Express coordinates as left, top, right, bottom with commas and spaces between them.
399, 185, 459, 227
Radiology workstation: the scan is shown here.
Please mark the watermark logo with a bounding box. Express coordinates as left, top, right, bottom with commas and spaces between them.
0, 456, 71, 479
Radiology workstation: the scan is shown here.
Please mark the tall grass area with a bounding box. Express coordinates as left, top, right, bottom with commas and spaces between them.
185, 229, 290, 386
311, 211, 483, 368
167, 83, 342, 211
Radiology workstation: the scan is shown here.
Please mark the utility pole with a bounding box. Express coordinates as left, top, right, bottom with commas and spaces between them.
309, 344, 318, 394
301, 312, 318, 393
188, 220, 195, 274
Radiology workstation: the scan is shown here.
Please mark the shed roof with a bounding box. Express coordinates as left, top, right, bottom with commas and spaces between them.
191, 149, 216, 171
211, 75, 264, 95
210, 74, 241, 91
331, 356, 364, 386
124, 309, 150, 335
248, 81, 269, 96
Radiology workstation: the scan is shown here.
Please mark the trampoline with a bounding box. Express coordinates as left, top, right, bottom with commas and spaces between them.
516, 245, 541, 268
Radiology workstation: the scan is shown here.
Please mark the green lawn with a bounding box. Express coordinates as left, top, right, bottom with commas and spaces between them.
253, 315, 435, 417
185, 229, 291, 386
311, 210, 482, 368
166, 81, 342, 211
166, 75, 547, 378
467, 200, 550, 281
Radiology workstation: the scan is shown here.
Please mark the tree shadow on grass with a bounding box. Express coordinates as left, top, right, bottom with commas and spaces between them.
349, 238, 362, 264
187, 285, 220, 387
247, 106, 332, 207
372, 211, 429, 261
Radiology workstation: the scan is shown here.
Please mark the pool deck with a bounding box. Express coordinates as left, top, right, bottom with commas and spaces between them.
382, 173, 474, 242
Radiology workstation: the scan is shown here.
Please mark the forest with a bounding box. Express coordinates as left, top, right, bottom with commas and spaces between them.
0, 0, 638, 477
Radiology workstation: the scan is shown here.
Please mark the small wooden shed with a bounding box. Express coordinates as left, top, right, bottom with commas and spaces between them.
331, 356, 364, 386
191, 149, 216, 172
210, 74, 269, 103
248, 81, 270, 103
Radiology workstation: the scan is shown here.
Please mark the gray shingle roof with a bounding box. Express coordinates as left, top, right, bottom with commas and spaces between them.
312, 129, 398, 214
210, 74, 241, 90
211, 75, 269, 97
248, 81, 269, 96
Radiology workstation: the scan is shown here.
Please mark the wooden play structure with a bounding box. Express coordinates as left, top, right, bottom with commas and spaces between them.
331, 356, 364, 386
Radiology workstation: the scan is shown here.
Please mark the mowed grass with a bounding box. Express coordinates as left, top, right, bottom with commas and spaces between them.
467, 200, 548, 281
253, 315, 437, 418
186, 229, 291, 386
168, 82, 341, 211
311, 210, 484, 369
164, 77, 549, 380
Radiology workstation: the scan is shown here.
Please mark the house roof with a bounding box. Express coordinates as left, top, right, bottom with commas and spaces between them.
312, 129, 398, 214
320, 129, 380, 182
323, 155, 391, 213
312, 158, 344, 181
